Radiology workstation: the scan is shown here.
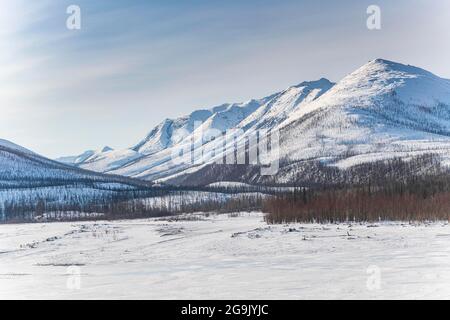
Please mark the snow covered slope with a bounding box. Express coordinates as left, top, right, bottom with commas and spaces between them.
67, 79, 333, 180
161, 59, 450, 185
56, 150, 96, 165
277, 59, 450, 167
0, 141, 135, 185
0, 139, 151, 220
61, 96, 269, 176
132, 100, 269, 156
239, 78, 334, 131
56, 146, 118, 165
0, 139, 35, 155
56, 59, 450, 185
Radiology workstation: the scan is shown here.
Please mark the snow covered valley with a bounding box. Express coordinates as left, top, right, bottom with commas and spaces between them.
1, 212, 449, 299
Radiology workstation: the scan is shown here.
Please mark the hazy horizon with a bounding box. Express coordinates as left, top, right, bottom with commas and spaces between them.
1, 0, 450, 158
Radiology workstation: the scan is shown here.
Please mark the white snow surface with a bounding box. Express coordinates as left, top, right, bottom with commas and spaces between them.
1, 212, 449, 299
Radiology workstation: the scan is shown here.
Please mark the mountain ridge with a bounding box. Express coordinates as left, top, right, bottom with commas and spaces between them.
56, 59, 450, 185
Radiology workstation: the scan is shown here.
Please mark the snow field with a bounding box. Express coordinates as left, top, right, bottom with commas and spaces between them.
1, 212, 449, 299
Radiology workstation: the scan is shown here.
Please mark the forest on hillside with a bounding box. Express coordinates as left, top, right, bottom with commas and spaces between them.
263, 155, 450, 223
2, 154, 450, 224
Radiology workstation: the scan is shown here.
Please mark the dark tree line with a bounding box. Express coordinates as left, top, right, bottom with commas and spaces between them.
0, 185, 264, 223
263, 155, 450, 223
3, 153, 450, 224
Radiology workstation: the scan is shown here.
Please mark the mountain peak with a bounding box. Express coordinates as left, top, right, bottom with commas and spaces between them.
360, 58, 441, 79
71, 59, 450, 183
101, 146, 114, 153
294, 78, 334, 89
373, 58, 395, 65
282, 59, 450, 128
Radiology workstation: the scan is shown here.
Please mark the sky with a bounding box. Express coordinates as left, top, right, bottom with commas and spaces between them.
1, 0, 450, 158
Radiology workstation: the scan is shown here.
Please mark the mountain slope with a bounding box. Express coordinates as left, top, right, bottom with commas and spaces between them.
164, 59, 450, 185
132, 99, 270, 155
56, 59, 450, 185
0, 139, 152, 221
278, 59, 450, 165
107, 80, 330, 180
0, 139, 35, 155
0, 141, 140, 185
56, 150, 95, 165
238, 78, 334, 131
66, 79, 333, 180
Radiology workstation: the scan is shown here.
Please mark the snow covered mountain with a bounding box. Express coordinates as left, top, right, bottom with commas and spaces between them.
64, 79, 333, 180
238, 78, 334, 131
0, 139, 153, 188
56, 150, 95, 165
56, 146, 117, 165
0, 139, 152, 220
57, 59, 450, 185
277, 59, 450, 167
177, 59, 450, 185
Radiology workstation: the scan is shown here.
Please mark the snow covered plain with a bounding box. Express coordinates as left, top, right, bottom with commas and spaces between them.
1, 212, 449, 299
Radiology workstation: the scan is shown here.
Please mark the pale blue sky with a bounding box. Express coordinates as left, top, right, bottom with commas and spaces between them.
1, 0, 450, 157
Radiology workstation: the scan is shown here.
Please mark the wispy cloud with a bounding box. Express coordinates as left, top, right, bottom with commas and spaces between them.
0, 0, 449, 157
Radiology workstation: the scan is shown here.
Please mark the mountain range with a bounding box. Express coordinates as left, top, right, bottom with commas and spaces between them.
54, 59, 450, 185
0, 138, 151, 220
